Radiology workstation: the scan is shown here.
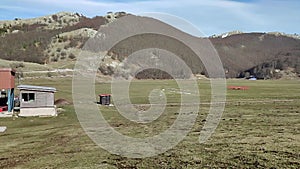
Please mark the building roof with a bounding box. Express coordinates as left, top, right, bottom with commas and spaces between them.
17, 85, 56, 92
0, 68, 16, 72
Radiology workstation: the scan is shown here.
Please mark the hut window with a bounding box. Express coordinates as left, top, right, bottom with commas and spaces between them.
22, 93, 35, 102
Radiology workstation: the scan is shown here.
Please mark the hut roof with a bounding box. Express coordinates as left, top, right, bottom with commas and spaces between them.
17, 85, 56, 92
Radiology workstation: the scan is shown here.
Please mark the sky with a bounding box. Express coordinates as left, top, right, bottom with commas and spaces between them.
0, 0, 299, 36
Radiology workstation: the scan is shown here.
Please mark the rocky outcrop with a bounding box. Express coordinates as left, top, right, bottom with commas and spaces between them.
0, 12, 82, 32
104, 12, 128, 23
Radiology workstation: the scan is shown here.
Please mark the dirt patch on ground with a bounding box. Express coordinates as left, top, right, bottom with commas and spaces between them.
54, 98, 72, 106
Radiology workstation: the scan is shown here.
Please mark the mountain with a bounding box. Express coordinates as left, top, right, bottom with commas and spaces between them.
0, 12, 299, 79
210, 32, 300, 79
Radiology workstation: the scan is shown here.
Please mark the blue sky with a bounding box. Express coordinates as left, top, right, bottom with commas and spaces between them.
0, 0, 299, 36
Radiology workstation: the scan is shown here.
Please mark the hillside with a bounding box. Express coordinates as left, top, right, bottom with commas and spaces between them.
0, 12, 299, 79
210, 32, 300, 79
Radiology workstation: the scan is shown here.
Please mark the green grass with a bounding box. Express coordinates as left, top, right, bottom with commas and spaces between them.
0, 59, 50, 71
0, 78, 299, 168
47, 60, 76, 69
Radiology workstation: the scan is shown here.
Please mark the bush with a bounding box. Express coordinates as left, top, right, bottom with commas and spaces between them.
10, 62, 25, 69
0, 28, 7, 35
51, 57, 58, 62
68, 53, 76, 59
47, 72, 52, 77
61, 51, 67, 56
52, 15, 58, 21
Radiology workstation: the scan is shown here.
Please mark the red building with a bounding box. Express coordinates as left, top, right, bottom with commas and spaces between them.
0, 68, 16, 112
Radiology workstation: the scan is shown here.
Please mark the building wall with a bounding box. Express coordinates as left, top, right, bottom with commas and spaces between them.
19, 107, 57, 117
20, 91, 54, 108
0, 70, 15, 90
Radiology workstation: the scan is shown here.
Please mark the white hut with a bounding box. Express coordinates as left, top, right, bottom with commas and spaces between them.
17, 85, 57, 117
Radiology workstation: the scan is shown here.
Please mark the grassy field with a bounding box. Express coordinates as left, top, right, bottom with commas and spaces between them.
0, 77, 299, 168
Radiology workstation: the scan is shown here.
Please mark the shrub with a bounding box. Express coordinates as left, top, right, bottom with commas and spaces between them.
10, 62, 25, 69
60, 56, 66, 60
47, 72, 52, 77
61, 51, 67, 56
68, 53, 76, 59
52, 15, 58, 21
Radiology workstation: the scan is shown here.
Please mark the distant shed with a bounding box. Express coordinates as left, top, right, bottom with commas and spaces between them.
17, 85, 57, 117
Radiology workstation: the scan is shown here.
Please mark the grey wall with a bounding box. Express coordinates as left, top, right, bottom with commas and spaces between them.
20, 91, 54, 108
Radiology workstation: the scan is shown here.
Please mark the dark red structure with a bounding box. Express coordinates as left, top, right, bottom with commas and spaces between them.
228, 86, 249, 90
0, 68, 15, 89
0, 68, 15, 112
